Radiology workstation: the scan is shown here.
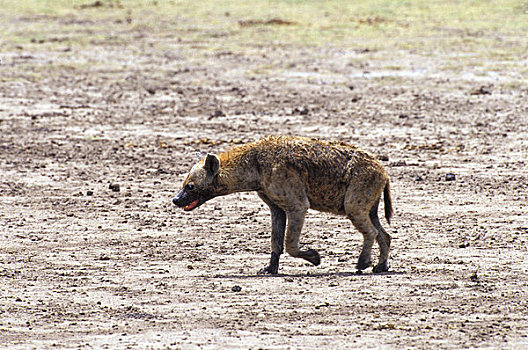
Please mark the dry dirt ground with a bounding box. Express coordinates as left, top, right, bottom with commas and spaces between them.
1, 3, 528, 349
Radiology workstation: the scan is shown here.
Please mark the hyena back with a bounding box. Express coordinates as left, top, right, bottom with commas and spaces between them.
173, 136, 393, 274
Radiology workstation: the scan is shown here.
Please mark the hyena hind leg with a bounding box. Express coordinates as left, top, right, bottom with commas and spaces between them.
349, 216, 377, 271
370, 199, 392, 273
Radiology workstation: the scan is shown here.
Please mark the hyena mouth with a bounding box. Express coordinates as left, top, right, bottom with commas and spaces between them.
183, 199, 200, 211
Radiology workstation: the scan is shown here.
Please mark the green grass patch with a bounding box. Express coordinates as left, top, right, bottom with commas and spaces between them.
1, 0, 527, 80
2, 0, 527, 48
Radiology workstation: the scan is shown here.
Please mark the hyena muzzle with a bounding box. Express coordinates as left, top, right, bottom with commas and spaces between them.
173, 136, 393, 275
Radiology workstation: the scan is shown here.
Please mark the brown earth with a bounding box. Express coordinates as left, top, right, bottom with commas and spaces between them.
1, 7, 528, 350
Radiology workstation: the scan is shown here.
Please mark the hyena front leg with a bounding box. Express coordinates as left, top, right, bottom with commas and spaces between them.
285, 210, 321, 267
258, 192, 286, 275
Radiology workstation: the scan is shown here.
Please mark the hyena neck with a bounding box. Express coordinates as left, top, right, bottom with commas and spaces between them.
215, 153, 261, 195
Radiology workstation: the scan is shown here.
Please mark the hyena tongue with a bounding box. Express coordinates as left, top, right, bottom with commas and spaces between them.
184, 199, 199, 211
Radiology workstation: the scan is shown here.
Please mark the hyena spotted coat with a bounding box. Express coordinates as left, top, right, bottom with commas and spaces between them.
173, 136, 393, 274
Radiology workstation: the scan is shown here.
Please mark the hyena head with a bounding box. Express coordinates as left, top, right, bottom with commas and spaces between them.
172, 154, 220, 211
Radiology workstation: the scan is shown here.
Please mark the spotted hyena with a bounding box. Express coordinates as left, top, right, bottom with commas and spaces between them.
173, 136, 393, 275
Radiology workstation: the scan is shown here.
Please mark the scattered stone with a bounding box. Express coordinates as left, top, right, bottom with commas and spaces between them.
293, 106, 309, 115
470, 86, 492, 95
315, 302, 330, 309
231, 285, 242, 292
470, 271, 479, 282
109, 183, 120, 192
145, 87, 156, 95
459, 242, 470, 248
86, 190, 94, 196
414, 176, 424, 182
211, 109, 225, 118
445, 173, 456, 181
391, 160, 407, 167
377, 154, 389, 162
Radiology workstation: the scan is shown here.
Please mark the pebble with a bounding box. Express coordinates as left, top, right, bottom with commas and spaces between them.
211, 109, 225, 118
378, 154, 389, 162
445, 173, 456, 181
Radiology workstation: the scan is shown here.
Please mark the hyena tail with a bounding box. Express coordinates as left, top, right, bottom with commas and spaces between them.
383, 180, 394, 225
369, 180, 393, 229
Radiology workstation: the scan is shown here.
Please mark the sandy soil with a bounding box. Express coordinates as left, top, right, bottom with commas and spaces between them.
1, 7, 528, 350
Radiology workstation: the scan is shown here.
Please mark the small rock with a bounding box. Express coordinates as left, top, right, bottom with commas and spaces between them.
391, 160, 407, 167
86, 190, 94, 196
445, 173, 456, 181
211, 109, 225, 118
293, 106, 309, 115
378, 154, 389, 162
231, 285, 242, 292
470, 86, 492, 95
315, 302, 330, 309
414, 176, 424, 182
470, 271, 479, 282
109, 183, 120, 192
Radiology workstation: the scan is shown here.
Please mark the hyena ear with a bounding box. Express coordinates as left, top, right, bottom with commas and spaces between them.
204, 153, 220, 176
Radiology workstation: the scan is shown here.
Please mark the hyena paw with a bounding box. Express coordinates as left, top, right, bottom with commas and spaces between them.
356, 258, 372, 271
301, 249, 321, 266
257, 265, 278, 275
373, 262, 389, 273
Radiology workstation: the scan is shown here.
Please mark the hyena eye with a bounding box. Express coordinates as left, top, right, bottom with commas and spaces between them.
185, 184, 195, 191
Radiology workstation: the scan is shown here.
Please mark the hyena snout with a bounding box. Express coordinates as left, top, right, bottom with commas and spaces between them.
172, 187, 202, 212
172, 189, 186, 207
